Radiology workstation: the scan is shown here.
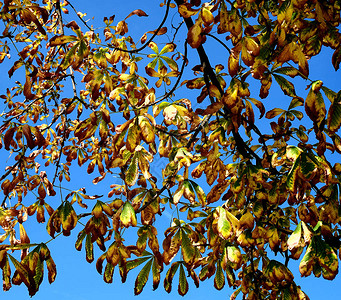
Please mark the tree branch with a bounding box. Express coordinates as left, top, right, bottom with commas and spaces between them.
106, 0, 172, 54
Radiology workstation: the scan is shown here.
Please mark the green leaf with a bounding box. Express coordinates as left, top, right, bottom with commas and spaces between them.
253, 200, 264, 219
216, 207, 233, 239
103, 262, 115, 283
321, 86, 337, 103
299, 235, 338, 280
159, 43, 175, 55
189, 180, 207, 206
287, 157, 300, 192
33, 255, 44, 287
126, 256, 151, 273
227, 246, 242, 269
134, 258, 153, 295
2, 255, 11, 291
300, 153, 316, 180
214, 260, 225, 290
120, 201, 137, 227
181, 230, 196, 264
127, 123, 140, 152
286, 145, 302, 161
288, 97, 304, 110
161, 55, 178, 71
152, 257, 161, 290
265, 107, 285, 119
178, 264, 189, 296
199, 264, 209, 281
273, 74, 296, 97
164, 262, 180, 293
8, 254, 31, 289
274, 66, 299, 77
125, 155, 139, 187
85, 234, 94, 263
183, 180, 196, 204
75, 230, 87, 251
60, 201, 77, 235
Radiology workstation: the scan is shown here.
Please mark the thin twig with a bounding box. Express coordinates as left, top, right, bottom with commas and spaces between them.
106, 0, 172, 54
203, 33, 231, 54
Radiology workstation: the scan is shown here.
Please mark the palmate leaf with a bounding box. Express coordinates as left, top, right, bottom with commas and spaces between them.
8, 254, 32, 293
299, 235, 338, 280
134, 258, 153, 295
265, 107, 285, 119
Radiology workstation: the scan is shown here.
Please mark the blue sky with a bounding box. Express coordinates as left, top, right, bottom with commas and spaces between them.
0, 0, 341, 299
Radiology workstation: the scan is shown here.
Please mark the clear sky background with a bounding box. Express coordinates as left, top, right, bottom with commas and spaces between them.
0, 0, 340, 299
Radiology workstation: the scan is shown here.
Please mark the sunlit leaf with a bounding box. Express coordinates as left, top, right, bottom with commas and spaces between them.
134, 258, 152, 295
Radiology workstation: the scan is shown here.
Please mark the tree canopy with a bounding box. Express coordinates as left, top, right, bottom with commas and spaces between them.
0, 0, 341, 298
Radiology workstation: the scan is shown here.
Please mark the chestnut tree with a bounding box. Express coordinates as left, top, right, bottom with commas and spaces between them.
0, 0, 341, 298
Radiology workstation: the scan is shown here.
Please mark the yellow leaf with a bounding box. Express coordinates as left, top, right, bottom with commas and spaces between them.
120, 202, 137, 227
305, 88, 326, 126
178, 4, 200, 18
201, 7, 214, 25
239, 211, 254, 229
187, 20, 203, 49
139, 117, 155, 144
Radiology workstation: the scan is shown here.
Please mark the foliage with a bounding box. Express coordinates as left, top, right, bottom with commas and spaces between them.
0, 0, 341, 298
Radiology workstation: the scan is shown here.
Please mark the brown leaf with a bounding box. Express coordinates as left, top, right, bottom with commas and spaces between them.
4, 127, 16, 150
125, 9, 148, 20
22, 124, 35, 149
